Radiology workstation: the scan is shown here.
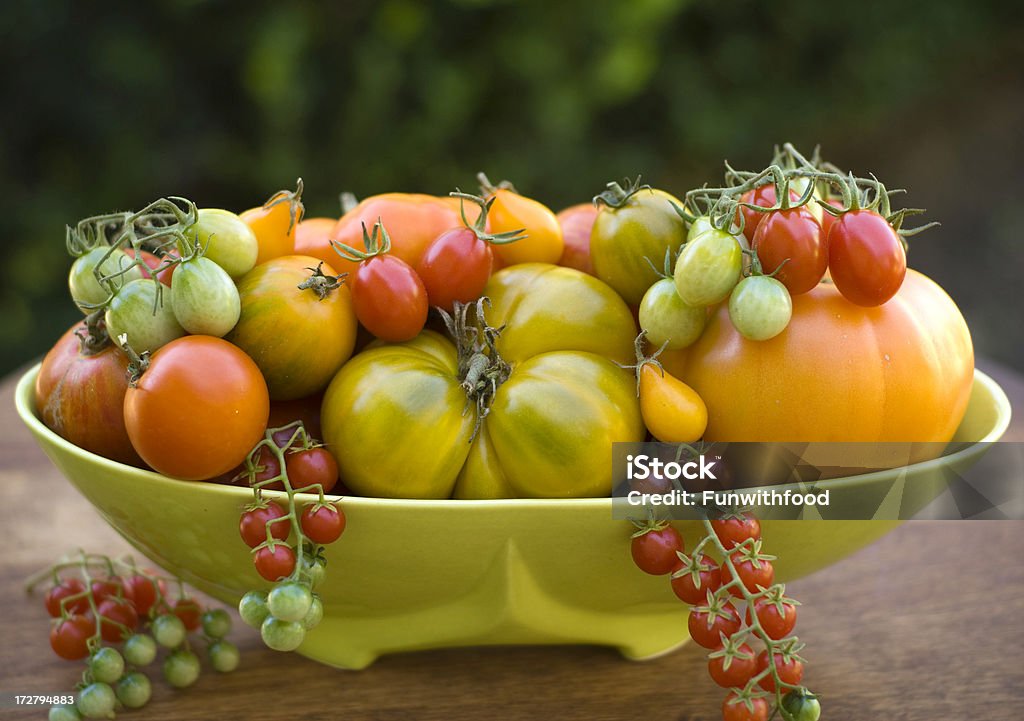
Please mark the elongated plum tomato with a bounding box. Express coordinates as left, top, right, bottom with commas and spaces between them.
241, 180, 303, 265
105, 278, 185, 355
638, 278, 706, 350
227, 256, 357, 400
638, 362, 708, 443
751, 206, 826, 295
590, 183, 687, 305
479, 175, 564, 266
737, 184, 800, 241
124, 336, 269, 479
35, 321, 141, 465
673, 228, 742, 306
827, 209, 907, 306
322, 263, 643, 499
170, 257, 241, 337
185, 209, 259, 279
555, 203, 597, 275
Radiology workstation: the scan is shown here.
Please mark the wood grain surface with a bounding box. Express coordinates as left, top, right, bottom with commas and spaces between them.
1, 360, 1021, 721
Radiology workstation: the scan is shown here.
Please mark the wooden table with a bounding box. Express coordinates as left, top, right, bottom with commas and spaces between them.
1, 361, 1021, 721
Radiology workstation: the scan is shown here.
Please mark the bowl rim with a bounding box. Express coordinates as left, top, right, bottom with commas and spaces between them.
16, 363, 1012, 510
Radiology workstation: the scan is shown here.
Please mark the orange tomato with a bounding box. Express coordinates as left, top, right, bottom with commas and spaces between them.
638, 363, 708, 443
484, 184, 564, 266
673, 269, 974, 446
294, 217, 337, 256
240, 180, 304, 265
556, 203, 598, 275
124, 336, 270, 480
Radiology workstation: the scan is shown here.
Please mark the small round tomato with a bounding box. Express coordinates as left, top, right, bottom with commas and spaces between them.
630, 525, 684, 575
123, 336, 270, 480
106, 277, 186, 354
737, 184, 800, 242
267, 581, 313, 623
721, 553, 775, 596
479, 176, 563, 266
556, 203, 597, 275
45, 578, 88, 617
590, 183, 687, 305
115, 671, 152, 709
77, 682, 117, 719
756, 649, 805, 692
186, 208, 258, 278
284, 447, 339, 493
241, 180, 303, 265
639, 362, 708, 443
751, 206, 826, 295
240, 501, 290, 548
50, 614, 95, 660
300, 503, 346, 544
95, 598, 139, 642
748, 597, 798, 640
254, 544, 296, 582
782, 690, 821, 721
123, 575, 159, 617
68, 246, 144, 310
723, 692, 769, 721
173, 597, 202, 631
828, 208, 907, 306
228, 256, 357, 400
89, 578, 125, 604
170, 256, 241, 337
687, 602, 741, 649
708, 643, 757, 688
36, 321, 141, 466
417, 227, 493, 310
727, 275, 792, 341
674, 228, 743, 307
162, 649, 201, 688
261, 616, 305, 651
670, 553, 721, 605
638, 279, 706, 350
711, 514, 761, 549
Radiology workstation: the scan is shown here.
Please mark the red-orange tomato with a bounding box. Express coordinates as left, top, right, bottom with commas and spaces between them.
35, 322, 142, 466
240, 183, 304, 265
556, 203, 597, 275
123, 336, 270, 480
294, 217, 337, 256
302, 194, 466, 278
486, 188, 564, 266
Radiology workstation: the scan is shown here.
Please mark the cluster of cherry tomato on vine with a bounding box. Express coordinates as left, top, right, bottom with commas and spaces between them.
631, 514, 820, 721
35, 556, 238, 720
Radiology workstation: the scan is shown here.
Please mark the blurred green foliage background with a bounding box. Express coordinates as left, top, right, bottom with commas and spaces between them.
2, 0, 1021, 374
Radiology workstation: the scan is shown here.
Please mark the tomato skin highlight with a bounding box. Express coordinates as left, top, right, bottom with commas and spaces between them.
828, 209, 907, 306
751, 206, 827, 295
416, 228, 493, 310
123, 336, 270, 480
351, 255, 428, 342
35, 322, 142, 466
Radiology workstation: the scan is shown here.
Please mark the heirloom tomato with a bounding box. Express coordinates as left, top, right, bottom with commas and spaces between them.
670, 269, 974, 453
555, 203, 597, 275
321, 264, 643, 499
590, 183, 687, 305
294, 217, 336, 254
35, 321, 141, 466
478, 175, 564, 266
227, 256, 357, 400
123, 336, 270, 480
241, 180, 304, 265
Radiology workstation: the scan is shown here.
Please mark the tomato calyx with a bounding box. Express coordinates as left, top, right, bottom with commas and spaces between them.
449, 191, 526, 246
331, 219, 393, 262
623, 331, 669, 397
296, 261, 347, 301
75, 309, 112, 356
592, 175, 650, 210
260, 178, 305, 234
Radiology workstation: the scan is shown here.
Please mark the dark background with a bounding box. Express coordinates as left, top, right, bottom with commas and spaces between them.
2, 0, 1022, 375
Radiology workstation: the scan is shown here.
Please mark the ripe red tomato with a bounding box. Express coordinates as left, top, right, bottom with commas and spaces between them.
723, 693, 769, 721
95, 598, 139, 642
44, 579, 88, 617
711, 514, 761, 550
254, 544, 296, 582
688, 602, 742, 649
828, 209, 907, 306
630, 525, 684, 575
752, 206, 827, 295
123, 575, 159, 616
239, 501, 290, 548
123, 336, 270, 480
670, 553, 722, 605
748, 596, 798, 640
300, 503, 346, 544
721, 553, 775, 597
416, 227, 494, 310
35, 322, 141, 466
756, 649, 805, 692
173, 597, 202, 631
284, 447, 339, 494
50, 614, 95, 660
90, 578, 127, 605
708, 643, 757, 688
737, 185, 799, 241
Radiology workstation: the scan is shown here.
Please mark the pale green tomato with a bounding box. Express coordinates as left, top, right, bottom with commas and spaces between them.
267, 581, 313, 623
151, 613, 186, 648
123, 634, 157, 666
76, 683, 115, 719
201, 609, 232, 639
115, 672, 152, 709
686, 215, 715, 242
171, 257, 241, 336
49, 705, 81, 721
302, 595, 324, 630
728, 275, 793, 341
187, 208, 258, 278
208, 640, 240, 673
260, 616, 305, 652
68, 247, 144, 310
162, 649, 201, 688
638, 278, 706, 350
105, 278, 185, 354
673, 229, 742, 306
238, 591, 270, 628
87, 647, 124, 684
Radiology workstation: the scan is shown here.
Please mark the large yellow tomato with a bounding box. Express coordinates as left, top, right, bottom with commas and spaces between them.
663, 269, 974, 447
321, 264, 643, 499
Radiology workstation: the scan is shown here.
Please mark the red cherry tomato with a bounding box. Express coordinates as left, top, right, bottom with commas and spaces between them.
123, 574, 159, 617
44, 578, 88, 617
300, 504, 347, 544
688, 602, 742, 649
50, 614, 95, 660
827, 208, 907, 306
630, 525, 684, 575
173, 597, 202, 631
708, 643, 757, 688
416, 227, 494, 310
711, 514, 761, 550
94, 598, 139, 642
90, 578, 126, 605
670, 553, 722, 605
721, 553, 775, 597
254, 544, 296, 582
723, 692, 769, 721
748, 596, 798, 640
737, 185, 799, 241
751, 206, 826, 295
756, 649, 805, 692
284, 447, 339, 494
239, 501, 290, 548
353, 255, 428, 342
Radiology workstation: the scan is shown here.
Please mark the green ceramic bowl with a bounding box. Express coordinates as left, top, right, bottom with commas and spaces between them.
15, 365, 1011, 669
